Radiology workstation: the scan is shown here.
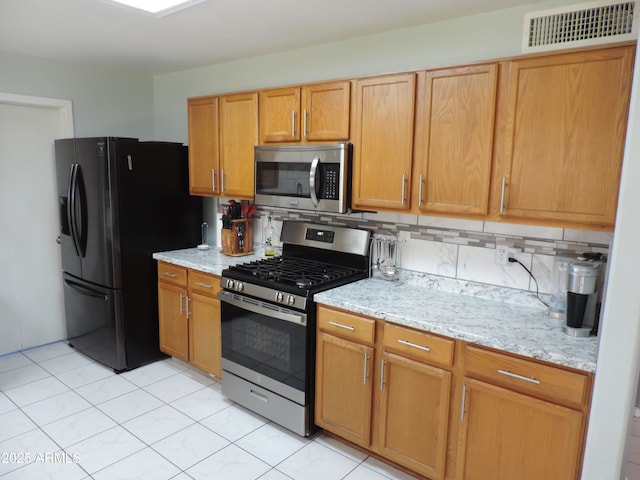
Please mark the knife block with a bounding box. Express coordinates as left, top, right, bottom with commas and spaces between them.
221, 219, 254, 256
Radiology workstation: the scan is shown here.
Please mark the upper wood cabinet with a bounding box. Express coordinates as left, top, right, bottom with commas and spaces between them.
219, 92, 259, 199
491, 45, 634, 229
352, 73, 416, 211
187, 96, 219, 196
413, 64, 498, 216
259, 81, 351, 143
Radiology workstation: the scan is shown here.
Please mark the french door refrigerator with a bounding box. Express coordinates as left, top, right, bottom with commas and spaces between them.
55, 137, 202, 372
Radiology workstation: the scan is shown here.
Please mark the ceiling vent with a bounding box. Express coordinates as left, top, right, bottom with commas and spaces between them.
522, 0, 638, 53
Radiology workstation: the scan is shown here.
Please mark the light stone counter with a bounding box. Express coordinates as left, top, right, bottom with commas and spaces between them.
152, 246, 272, 276
153, 248, 598, 373
314, 276, 598, 373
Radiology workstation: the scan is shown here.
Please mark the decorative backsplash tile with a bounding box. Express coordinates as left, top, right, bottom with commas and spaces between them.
241, 206, 611, 297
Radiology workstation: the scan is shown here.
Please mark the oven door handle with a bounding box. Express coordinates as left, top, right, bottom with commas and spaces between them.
218, 291, 307, 326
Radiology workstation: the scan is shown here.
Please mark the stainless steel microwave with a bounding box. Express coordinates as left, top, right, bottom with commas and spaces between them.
254, 143, 352, 214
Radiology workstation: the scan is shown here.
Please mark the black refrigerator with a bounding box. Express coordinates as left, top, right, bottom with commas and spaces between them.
55, 137, 202, 372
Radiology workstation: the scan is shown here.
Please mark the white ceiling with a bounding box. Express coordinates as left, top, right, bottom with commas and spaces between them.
0, 0, 550, 74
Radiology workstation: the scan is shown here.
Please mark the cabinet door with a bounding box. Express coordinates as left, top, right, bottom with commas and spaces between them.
315, 331, 374, 447
352, 73, 416, 211
187, 96, 219, 196
414, 65, 497, 215
457, 377, 584, 480
378, 352, 451, 480
302, 81, 350, 141
493, 45, 634, 228
158, 282, 188, 361
259, 87, 301, 143
188, 291, 221, 377
219, 92, 259, 198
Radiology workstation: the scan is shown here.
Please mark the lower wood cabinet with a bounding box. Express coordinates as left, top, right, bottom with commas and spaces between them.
315, 305, 593, 480
456, 345, 591, 480
157, 262, 222, 377
315, 306, 454, 479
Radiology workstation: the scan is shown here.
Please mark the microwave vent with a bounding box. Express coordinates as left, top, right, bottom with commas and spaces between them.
522, 0, 637, 53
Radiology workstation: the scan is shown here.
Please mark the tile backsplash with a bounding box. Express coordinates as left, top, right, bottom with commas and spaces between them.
244, 207, 611, 298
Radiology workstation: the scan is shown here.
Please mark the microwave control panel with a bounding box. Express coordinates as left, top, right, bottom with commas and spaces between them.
319, 164, 340, 199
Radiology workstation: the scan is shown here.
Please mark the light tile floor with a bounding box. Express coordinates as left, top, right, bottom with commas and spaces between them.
0, 342, 418, 480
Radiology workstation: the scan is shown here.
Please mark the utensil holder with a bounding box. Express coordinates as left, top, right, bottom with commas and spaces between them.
370, 234, 400, 281
221, 219, 254, 256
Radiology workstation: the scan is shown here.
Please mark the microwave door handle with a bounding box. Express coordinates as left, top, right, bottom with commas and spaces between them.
309, 156, 320, 207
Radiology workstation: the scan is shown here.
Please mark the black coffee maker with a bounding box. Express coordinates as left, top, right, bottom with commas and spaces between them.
563, 261, 600, 337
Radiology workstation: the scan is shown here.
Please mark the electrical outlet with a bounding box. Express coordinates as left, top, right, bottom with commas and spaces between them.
495, 244, 509, 265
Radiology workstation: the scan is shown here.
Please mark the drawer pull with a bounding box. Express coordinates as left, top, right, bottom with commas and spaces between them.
329, 321, 355, 331
398, 339, 430, 352
195, 281, 212, 289
250, 389, 269, 403
161, 272, 177, 278
498, 369, 541, 385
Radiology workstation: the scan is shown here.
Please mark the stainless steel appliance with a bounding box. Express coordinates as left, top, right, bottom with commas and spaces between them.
55, 137, 202, 372
218, 220, 370, 436
254, 143, 352, 214
563, 261, 601, 337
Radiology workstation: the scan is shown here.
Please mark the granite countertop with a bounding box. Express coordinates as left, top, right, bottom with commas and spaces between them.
153, 248, 598, 373
315, 276, 598, 373
153, 246, 272, 275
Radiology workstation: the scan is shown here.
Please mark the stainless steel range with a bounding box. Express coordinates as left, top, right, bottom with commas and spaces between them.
218, 220, 371, 436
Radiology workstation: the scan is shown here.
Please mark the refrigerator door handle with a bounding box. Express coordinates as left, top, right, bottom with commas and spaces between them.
67, 164, 81, 257
63, 277, 108, 301
68, 163, 88, 258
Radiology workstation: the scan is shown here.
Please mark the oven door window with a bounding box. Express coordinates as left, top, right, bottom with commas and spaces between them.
221, 299, 307, 392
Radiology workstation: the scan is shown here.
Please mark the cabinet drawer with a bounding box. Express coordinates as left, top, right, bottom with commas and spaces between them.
157, 262, 187, 287
464, 345, 590, 409
188, 270, 221, 296
318, 307, 375, 345
383, 323, 454, 367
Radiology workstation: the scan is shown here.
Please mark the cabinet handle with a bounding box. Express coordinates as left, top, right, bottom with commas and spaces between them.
303, 109, 308, 137
161, 271, 177, 278
397, 339, 430, 352
379, 358, 387, 391
211, 169, 216, 192
363, 353, 370, 384
195, 281, 212, 289
291, 110, 296, 137
401, 173, 406, 206
418, 174, 424, 207
185, 296, 191, 319
460, 384, 468, 420
328, 321, 355, 331
221, 170, 225, 193
499, 177, 506, 214
179, 292, 184, 315
498, 369, 541, 385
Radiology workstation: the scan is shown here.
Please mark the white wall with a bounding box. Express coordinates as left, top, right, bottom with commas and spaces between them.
0, 50, 155, 139
151, 1, 637, 477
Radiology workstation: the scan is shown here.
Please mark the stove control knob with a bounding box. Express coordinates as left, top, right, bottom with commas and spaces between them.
286, 295, 295, 306
275, 291, 284, 303
235, 281, 244, 292
227, 279, 235, 290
